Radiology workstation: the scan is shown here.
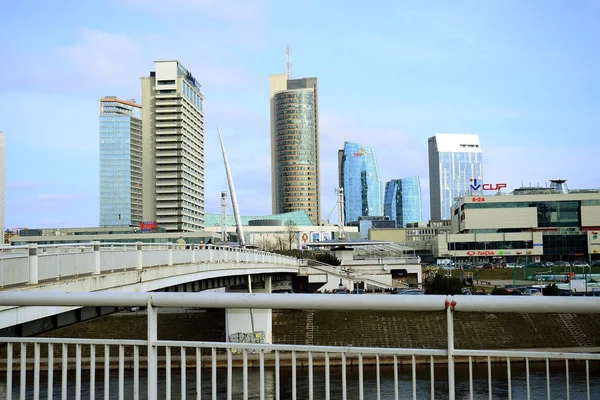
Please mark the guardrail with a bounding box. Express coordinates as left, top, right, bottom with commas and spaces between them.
0, 243, 301, 288
0, 293, 598, 399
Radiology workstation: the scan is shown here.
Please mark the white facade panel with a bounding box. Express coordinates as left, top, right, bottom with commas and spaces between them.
461, 208, 538, 231
581, 206, 600, 227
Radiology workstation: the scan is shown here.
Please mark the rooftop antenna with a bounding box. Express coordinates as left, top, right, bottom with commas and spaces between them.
217, 126, 246, 247
286, 42, 293, 79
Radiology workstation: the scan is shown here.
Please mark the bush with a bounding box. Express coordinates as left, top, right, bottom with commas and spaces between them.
314, 253, 341, 266
423, 273, 464, 295
542, 284, 560, 296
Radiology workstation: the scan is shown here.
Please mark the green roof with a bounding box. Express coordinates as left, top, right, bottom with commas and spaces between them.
204, 210, 314, 227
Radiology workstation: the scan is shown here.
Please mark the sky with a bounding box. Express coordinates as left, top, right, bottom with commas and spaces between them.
0, 0, 599, 229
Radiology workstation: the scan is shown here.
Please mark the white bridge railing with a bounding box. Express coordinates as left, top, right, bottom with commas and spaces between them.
0, 243, 300, 288
0, 293, 599, 400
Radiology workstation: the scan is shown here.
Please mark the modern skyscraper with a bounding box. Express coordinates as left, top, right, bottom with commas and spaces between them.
428, 133, 482, 220
141, 61, 205, 232
338, 142, 383, 224
270, 74, 320, 224
99, 97, 143, 227
0, 131, 5, 234
384, 176, 423, 227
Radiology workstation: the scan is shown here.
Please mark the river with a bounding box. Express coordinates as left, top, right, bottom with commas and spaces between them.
4, 359, 598, 399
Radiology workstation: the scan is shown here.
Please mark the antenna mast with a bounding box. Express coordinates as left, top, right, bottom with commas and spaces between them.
217, 127, 246, 247
286, 42, 293, 79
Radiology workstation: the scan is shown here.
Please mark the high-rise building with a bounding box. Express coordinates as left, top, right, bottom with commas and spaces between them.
338, 142, 383, 224
141, 61, 205, 232
269, 74, 320, 224
428, 133, 482, 220
384, 176, 423, 227
99, 97, 143, 227
0, 131, 5, 234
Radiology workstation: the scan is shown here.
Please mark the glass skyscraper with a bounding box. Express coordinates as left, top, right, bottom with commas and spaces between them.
428, 133, 482, 220
338, 142, 382, 224
384, 176, 422, 227
99, 97, 143, 227
269, 74, 320, 224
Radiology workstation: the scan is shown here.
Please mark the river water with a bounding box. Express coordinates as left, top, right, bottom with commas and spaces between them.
4, 360, 599, 399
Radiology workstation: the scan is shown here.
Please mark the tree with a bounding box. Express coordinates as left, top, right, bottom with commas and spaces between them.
423, 273, 464, 295
542, 283, 560, 296
284, 220, 298, 250
315, 253, 341, 266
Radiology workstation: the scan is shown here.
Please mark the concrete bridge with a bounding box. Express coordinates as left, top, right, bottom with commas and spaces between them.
0, 242, 421, 339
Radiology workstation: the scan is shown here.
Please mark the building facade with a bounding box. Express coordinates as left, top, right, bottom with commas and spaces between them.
384, 176, 423, 227
141, 61, 205, 232
428, 133, 482, 220
0, 131, 4, 234
442, 182, 600, 262
269, 74, 320, 224
338, 142, 382, 224
99, 97, 143, 227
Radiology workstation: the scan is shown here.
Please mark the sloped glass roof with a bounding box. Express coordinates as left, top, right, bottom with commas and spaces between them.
204, 210, 314, 227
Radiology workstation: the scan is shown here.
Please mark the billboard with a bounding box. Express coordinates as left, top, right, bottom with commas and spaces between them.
140, 221, 157, 232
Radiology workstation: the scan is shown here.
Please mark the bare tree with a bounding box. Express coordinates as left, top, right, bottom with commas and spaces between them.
284, 220, 298, 250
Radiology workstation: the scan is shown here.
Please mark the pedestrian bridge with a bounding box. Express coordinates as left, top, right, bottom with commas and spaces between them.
0, 242, 419, 337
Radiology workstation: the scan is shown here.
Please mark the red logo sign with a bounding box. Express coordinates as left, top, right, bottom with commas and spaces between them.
353, 148, 367, 157
472, 197, 485, 202
467, 251, 476, 256
140, 221, 157, 231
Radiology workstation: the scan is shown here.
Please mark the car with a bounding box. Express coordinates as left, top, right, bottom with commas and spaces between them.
573, 261, 590, 268
400, 289, 425, 295
523, 288, 542, 296
333, 288, 349, 294
350, 289, 365, 294
272, 289, 294, 294
505, 263, 518, 268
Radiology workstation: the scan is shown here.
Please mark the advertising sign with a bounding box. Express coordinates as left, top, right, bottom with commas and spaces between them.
140, 221, 157, 232
311, 232, 321, 242
470, 179, 507, 191
299, 232, 309, 249
589, 231, 600, 254
322, 232, 332, 241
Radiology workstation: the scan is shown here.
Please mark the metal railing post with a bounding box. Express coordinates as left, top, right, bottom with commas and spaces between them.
147, 297, 158, 400
447, 296, 456, 400
168, 243, 173, 266
191, 244, 196, 263
209, 246, 214, 262
136, 242, 143, 270
93, 241, 101, 275
28, 244, 39, 285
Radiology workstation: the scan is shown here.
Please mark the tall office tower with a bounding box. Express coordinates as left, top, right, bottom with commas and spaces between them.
269, 74, 320, 224
99, 98, 143, 227
384, 176, 423, 227
141, 61, 205, 232
428, 133, 482, 220
338, 142, 383, 224
0, 131, 5, 234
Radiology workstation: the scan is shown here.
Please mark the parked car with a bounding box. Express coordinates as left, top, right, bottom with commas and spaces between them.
400, 289, 425, 295
333, 288, 349, 294
523, 288, 542, 296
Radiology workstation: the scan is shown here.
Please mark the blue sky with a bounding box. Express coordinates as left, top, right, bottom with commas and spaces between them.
0, 0, 598, 229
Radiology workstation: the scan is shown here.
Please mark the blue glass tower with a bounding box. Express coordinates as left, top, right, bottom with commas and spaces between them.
99, 97, 143, 227
338, 142, 382, 224
384, 177, 423, 227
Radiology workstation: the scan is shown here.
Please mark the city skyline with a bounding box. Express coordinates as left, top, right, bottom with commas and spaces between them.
1, 1, 598, 229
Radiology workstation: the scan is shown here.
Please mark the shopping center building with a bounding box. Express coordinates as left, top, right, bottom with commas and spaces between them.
431, 180, 600, 264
